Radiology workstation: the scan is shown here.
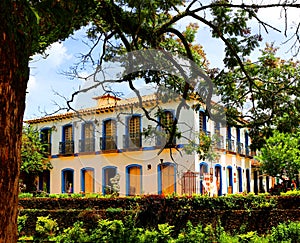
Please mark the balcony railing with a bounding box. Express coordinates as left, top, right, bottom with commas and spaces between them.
213, 135, 224, 149
42, 143, 51, 155
226, 139, 235, 152
245, 146, 255, 157
237, 142, 244, 154
59, 140, 74, 155
123, 133, 141, 149
79, 138, 95, 152
100, 136, 117, 150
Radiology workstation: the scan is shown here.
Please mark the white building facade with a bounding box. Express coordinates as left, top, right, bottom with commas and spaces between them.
26, 94, 265, 196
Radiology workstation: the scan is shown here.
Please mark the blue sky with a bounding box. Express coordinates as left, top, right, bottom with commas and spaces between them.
24, 3, 300, 120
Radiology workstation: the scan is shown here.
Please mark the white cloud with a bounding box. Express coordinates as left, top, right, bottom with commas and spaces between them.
44, 42, 73, 68
27, 75, 37, 93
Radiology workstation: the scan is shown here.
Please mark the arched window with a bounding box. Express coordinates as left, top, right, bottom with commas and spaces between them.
215, 164, 222, 196
38, 170, 50, 193
200, 162, 209, 194
61, 169, 74, 193
102, 166, 117, 195
227, 166, 233, 194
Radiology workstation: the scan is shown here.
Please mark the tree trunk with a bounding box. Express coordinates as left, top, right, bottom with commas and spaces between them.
0, 1, 33, 242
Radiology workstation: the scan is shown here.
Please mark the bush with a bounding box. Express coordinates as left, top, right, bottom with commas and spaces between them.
281, 190, 300, 197
18, 215, 300, 243
89, 219, 126, 243
137, 223, 174, 243
19, 193, 33, 198
175, 221, 225, 243
270, 221, 300, 243
17, 215, 27, 236
34, 215, 58, 241
55, 221, 90, 243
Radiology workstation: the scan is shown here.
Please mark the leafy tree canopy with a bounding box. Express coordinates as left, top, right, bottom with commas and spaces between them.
256, 130, 300, 182
43, 0, 300, 149
216, 44, 300, 149
21, 126, 52, 174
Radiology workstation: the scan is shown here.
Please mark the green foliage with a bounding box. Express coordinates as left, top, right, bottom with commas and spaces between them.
270, 221, 300, 243
55, 221, 90, 243
281, 190, 300, 197
216, 44, 300, 149
137, 223, 174, 243
19, 193, 34, 198
106, 207, 123, 214
17, 215, 28, 236
70, 193, 83, 199
184, 131, 220, 161
16, 205, 300, 242
89, 219, 126, 242
256, 130, 300, 181
176, 221, 208, 242
21, 125, 52, 174
34, 215, 58, 241
237, 231, 261, 243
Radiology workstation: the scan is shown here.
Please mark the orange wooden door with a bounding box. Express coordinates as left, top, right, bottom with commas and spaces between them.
162, 165, 175, 195
129, 166, 141, 195
84, 170, 93, 193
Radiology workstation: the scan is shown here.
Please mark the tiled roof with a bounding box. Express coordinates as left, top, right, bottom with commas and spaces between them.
25, 94, 158, 124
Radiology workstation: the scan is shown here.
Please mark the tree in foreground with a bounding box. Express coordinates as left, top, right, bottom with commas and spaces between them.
256, 130, 300, 191
0, 1, 94, 241
2, 0, 300, 241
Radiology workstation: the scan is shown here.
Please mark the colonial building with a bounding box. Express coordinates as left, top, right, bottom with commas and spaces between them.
26, 93, 269, 196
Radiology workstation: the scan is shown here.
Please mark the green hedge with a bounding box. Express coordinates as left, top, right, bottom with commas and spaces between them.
18, 194, 300, 237
19, 217, 300, 242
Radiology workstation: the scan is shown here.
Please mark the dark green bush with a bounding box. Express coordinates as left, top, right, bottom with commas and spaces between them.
270, 221, 300, 243
17, 214, 27, 236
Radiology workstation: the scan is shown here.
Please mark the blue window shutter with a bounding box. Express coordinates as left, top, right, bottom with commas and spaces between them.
203, 114, 207, 131
227, 126, 231, 139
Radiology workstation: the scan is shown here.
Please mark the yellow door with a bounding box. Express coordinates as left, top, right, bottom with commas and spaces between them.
129, 166, 141, 195
162, 165, 175, 195
84, 170, 93, 193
